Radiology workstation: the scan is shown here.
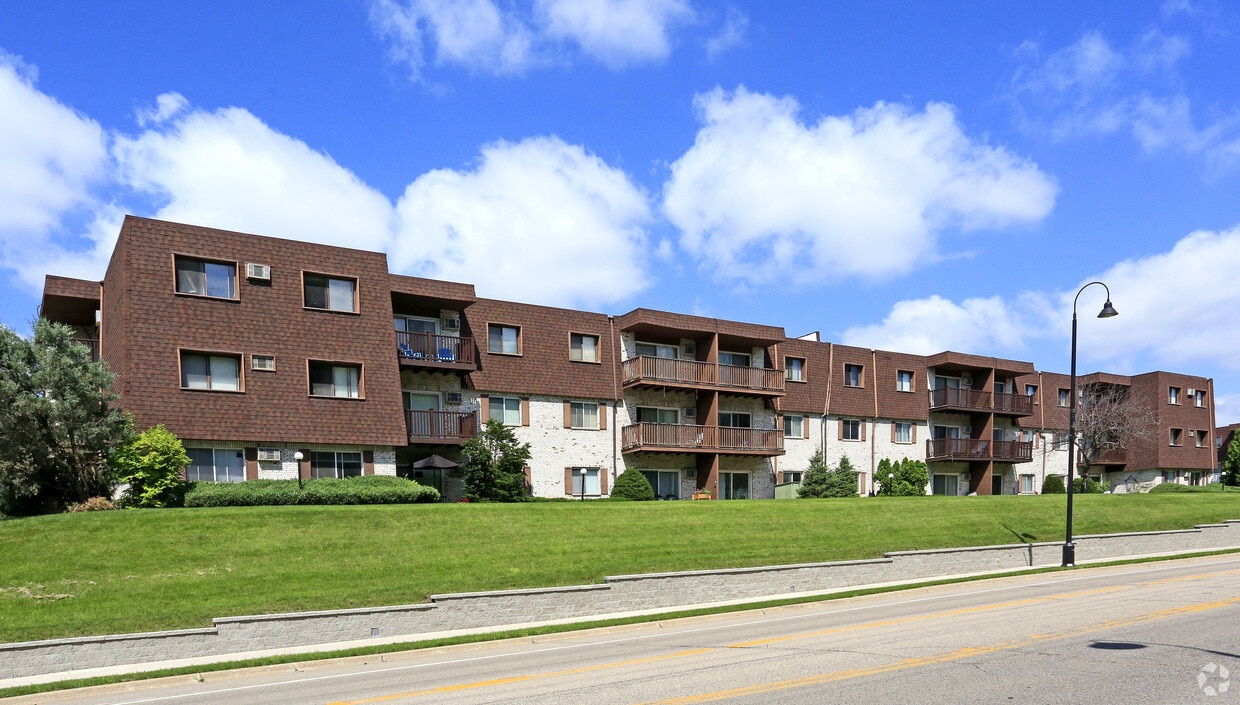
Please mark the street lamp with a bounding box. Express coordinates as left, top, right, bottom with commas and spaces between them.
293, 451, 304, 490
1063, 282, 1118, 567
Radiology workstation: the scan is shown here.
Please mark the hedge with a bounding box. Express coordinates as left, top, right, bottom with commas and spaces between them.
184, 476, 440, 507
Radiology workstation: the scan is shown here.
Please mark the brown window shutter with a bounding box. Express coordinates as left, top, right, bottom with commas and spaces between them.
803, 417, 809, 439
563, 401, 572, 428
564, 467, 573, 495
837, 419, 843, 440
363, 450, 374, 476
599, 403, 607, 430
523, 465, 531, 491
600, 467, 609, 495
521, 398, 530, 426
912, 424, 918, 443
244, 447, 258, 481
861, 421, 867, 442
299, 449, 311, 482
890, 423, 896, 443
479, 395, 489, 421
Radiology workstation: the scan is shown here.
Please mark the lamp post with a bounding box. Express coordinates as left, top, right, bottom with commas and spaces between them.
1063, 282, 1118, 567
293, 451, 304, 490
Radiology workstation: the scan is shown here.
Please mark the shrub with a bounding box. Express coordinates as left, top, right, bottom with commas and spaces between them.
611, 469, 655, 501
111, 424, 191, 508
65, 497, 117, 512
876, 457, 929, 497
1041, 475, 1066, 494
184, 476, 439, 507
184, 480, 301, 507
799, 452, 858, 498
1072, 477, 1107, 494
461, 420, 531, 502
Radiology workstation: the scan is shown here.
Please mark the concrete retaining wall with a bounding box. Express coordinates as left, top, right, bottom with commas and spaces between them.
4, 520, 1239, 681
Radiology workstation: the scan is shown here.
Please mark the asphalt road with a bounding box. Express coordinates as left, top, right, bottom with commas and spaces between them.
17, 555, 1240, 705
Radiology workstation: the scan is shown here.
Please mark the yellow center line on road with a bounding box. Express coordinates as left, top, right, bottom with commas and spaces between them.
1141, 567, 1240, 586
640, 595, 1240, 705
324, 648, 715, 705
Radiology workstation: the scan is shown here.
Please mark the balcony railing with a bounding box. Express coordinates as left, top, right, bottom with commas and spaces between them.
406, 410, 478, 443
622, 356, 784, 394
72, 338, 100, 362
992, 392, 1035, 416
397, 331, 475, 368
1090, 448, 1127, 465
928, 387, 991, 412
621, 423, 784, 454
926, 438, 1032, 463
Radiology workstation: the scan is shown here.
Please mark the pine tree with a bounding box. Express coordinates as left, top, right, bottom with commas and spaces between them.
460, 419, 532, 502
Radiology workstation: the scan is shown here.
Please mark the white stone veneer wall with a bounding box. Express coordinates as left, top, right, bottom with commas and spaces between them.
182, 444, 397, 480
510, 396, 616, 498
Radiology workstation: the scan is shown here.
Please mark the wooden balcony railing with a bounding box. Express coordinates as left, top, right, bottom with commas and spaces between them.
621, 423, 784, 454
397, 331, 475, 367
992, 392, 1034, 416
72, 338, 100, 362
928, 387, 991, 411
1091, 448, 1127, 465
622, 356, 785, 393
926, 438, 1032, 463
406, 410, 478, 443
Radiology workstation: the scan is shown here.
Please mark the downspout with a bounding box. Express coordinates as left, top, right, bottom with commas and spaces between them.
1209, 378, 1218, 480
609, 315, 619, 484
823, 342, 834, 460
1039, 371, 1047, 488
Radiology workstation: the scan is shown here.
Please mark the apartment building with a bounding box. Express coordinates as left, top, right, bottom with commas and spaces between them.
38, 216, 1218, 499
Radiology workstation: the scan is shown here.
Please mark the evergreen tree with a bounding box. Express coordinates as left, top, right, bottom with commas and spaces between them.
799, 451, 858, 498
460, 419, 532, 502
876, 457, 929, 496
612, 468, 655, 501
1223, 434, 1240, 487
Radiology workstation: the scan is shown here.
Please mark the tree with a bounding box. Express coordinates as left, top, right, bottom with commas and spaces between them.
460, 419, 532, 502
0, 320, 133, 516
1073, 382, 1156, 483
799, 451, 858, 498
611, 468, 655, 501
876, 458, 929, 496
1041, 474, 1066, 494
112, 424, 191, 508
1223, 434, 1240, 487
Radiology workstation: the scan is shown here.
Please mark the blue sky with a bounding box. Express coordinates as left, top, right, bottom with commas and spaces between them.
3, 1, 1240, 423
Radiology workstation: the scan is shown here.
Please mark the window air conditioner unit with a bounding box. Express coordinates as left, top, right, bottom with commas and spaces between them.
441, 315, 461, 331
683, 468, 697, 479
257, 447, 280, 462
962, 426, 972, 435
683, 342, 697, 356
1187, 388, 1197, 396
683, 407, 697, 419
961, 373, 972, 385
445, 392, 463, 404
245, 263, 271, 281
251, 355, 275, 371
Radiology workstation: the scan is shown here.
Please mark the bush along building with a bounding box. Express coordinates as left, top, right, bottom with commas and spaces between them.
38, 216, 1220, 499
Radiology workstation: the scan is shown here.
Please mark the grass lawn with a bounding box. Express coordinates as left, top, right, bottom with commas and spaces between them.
2, 492, 1239, 644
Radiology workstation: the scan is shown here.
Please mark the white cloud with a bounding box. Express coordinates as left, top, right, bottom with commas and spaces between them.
135, 92, 189, 127
841, 294, 1044, 356
536, 0, 693, 67
392, 136, 653, 308
662, 87, 1056, 285
370, 0, 535, 80
704, 6, 747, 60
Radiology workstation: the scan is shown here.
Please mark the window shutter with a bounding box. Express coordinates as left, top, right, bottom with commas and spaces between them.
564, 467, 573, 495
600, 467, 609, 495
244, 447, 258, 481
563, 401, 572, 428
479, 395, 490, 421
837, 419, 843, 440
521, 398, 530, 426
363, 450, 374, 476
861, 421, 867, 442
802, 417, 809, 439
890, 423, 896, 443
599, 403, 607, 430
523, 465, 531, 491
298, 449, 311, 482
912, 424, 918, 443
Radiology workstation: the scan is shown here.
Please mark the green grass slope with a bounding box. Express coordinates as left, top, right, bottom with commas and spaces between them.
2, 493, 1238, 643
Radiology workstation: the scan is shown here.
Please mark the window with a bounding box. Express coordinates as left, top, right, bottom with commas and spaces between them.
642, 471, 680, 499
720, 471, 749, 499
570, 467, 601, 496
185, 448, 244, 483
1196, 430, 1208, 448
488, 324, 521, 355
310, 451, 362, 479
490, 396, 522, 425
1169, 386, 1181, 405
784, 415, 805, 438
570, 333, 599, 362
844, 364, 863, 387
1170, 428, 1183, 446
180, 352, 241, 391
251, 355, 275, 371
932, 474, 958, 496
718, 412, 751, 428
719, 351, 751, 367
842, 418, 862, 441
308, 361, 361, 398
786, 357, 805, 382
1053, 432, 1070, 449
894, 422, 912, 444
570, 401, 599, 429
1020, 474, 1035, 494
303, 274, 357, 313
1195, 390, 1206, 407
175, 256, 236, 299
897, 370, 913, 393
783, 471, 804, 484
635, 406, 678, 424
635, 342, 678, 358
1026, 384, 1038, 398
1057, 389, 1069, 407
1020, 429, 1035, 442
395, 316, 438, 333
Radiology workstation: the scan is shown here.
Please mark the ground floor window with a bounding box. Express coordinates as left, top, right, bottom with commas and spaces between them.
311, 451, 362, 479
571, 467, 601, 496
642, 470, 680, 499
1020, 474, 1035, 494
186, 448, 244, 483
783, 471, 803, 484
1191, 471, 1205, 486
932, 474, 958, 496
720, 471, 749, 499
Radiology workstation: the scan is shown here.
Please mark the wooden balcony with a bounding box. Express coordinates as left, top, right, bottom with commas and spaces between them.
928, 387, 991, 412
992, 392, 1034, 416
622, 356, 784, 395
926, 438, 1032, 463
406, 410, 478, 444
72, 338, 100, 362
1090, 448, 1127, 465
621, 423, 784, 456
397, 331, 476, 371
